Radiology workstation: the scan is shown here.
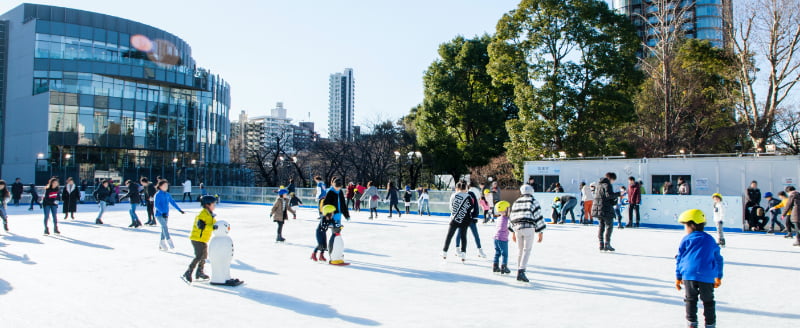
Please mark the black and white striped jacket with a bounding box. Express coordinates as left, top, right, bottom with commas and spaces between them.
510, 195, 546, 232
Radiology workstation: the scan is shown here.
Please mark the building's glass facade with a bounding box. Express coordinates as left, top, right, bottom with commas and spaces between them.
1, 4, 243, 184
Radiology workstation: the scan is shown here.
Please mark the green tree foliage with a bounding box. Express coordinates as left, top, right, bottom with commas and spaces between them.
632, 39, 741, 155
415, 35, 517, 182
487, 0, 641, 176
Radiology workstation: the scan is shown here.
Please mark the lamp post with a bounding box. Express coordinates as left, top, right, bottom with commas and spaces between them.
172, 157, 178, 184
394, 151, 401, 187
191, 159, 197, 185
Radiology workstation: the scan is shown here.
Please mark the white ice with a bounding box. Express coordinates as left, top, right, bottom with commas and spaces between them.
0, 202, 798, 327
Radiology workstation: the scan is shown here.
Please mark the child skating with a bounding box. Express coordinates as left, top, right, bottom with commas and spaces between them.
675, 209, 724, 328
270, 189, 295, 242
182, 195, 219, 284
289, 192, 302, 219
509, 184, 546, 283
492, 201, 511, 275
311, 205, 337, 263
711, 193, 726, 246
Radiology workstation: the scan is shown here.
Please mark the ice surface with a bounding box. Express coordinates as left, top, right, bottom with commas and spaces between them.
0, 203, 797, 327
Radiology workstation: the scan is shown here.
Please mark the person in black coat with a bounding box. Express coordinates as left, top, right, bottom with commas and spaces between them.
592, 172, 620, 252
119, 180, 143, 228
745, 180, 762, 228
11, 178, 24, 206
92, 180, 113, 225
28, 183, 42, 211
141, 177, 158, 226
322, 177, 350, 223
61, 177, 80, 220
385, 182, 401, 218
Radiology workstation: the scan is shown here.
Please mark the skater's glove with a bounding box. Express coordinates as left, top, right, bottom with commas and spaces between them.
675, 279, 683, 290
714, 278, 722, 288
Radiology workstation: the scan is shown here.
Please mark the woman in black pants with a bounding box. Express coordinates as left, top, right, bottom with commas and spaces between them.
385, 182, 401, 218
441, 181, 475, 262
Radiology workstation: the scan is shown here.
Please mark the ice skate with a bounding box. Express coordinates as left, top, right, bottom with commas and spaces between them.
604, 244, 615, 252
516, 269, 529, 283
195, 270, 210, 281
459, 251, 466, 263
54, 227, 60, 235
43, 228, 49, 236
493, 263, 500, 273
311, 252, 318, 261
167, 239, 175, 249
477, 248, 487, 258
441, 251, 447, 260
318, 253, 327, 262
3, 222, 8, 232
95, 219, 103, 225
717, 238, 726, 247
501, 265, 511, 275
181, 270, 192, 284
159, 239, 168, 252
599, 242, 605, 252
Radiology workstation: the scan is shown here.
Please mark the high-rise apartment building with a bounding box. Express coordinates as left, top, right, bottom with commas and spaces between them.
328, 68, 354, 141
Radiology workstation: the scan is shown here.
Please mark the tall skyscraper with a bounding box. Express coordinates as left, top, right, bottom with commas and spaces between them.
328, 68, 354, 141
614, 0, 732, 53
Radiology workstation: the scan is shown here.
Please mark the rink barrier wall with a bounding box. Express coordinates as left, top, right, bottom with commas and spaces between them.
202, 187, 748, 232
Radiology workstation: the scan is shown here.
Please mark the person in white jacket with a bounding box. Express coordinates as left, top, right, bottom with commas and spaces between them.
182, 179, 193, 202
712, 193, 726, 247
580, 182, 594, 224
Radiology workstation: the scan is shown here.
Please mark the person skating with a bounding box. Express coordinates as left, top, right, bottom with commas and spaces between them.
441, 181, 475, 262
509, 184, 546, 282
480, 193, 492, 224
783, 186, 800, 246
559, 194, 578, 224
0, 180, 10, 232
181, 179, 192, 202
454, 182, 487, 258
484, 187, 495, 223
311, 205, 338, 262
270, 189, 295, 242
614, 186, 627, 230
764, 192, 786, 234
354, 183, 364, 212
11, 178, 23, 207
385, 182, 401, 218
141, 177, 157, 226
593, 172, 620, 251
154, 180, 185, 251
61, 177, 80, 221
627, 177, 641, 228
711, 193, 726, 247
92, 180, 113, 225
492, 201, 512, 275
769, 191, 794, 238
360, 181, 380, 219
119, 180, 144, 228
745, 181, 761, 229
182, 195, 218, 283
27, 183, 41, 211
314, 176, 327, 213
323, 178, 350, 232
418, 189, 431, 216
581, 182, 594, 225
42, 178, 61, 235
345, 182, 356, 210
403, 186, 413, 215
675, 209, 724, 328
289, 192, 302, 219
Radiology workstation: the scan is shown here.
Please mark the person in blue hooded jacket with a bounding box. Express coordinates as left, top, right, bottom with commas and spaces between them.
675, 209, 724, 328
154, 180, 185, 251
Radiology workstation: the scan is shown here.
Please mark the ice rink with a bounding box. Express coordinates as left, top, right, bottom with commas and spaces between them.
0, 202, 797, 327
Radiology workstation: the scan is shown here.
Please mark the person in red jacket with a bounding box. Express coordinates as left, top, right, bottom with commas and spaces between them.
627, 177, 641, 228
345, 182, 356, 210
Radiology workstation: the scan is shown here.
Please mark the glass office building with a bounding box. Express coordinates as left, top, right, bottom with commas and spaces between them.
0, 4, 245, 185
614, 0, 732, 55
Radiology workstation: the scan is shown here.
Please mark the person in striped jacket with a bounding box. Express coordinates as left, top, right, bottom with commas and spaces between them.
509, 184, 546, 282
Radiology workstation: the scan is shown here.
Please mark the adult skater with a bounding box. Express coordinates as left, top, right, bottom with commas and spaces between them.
314, 176, 326, 213
119, 179, 143, 228
0, 180, 10, 232
42, 178, 61, 235
744, 181, 761, 228
455, 182, 486, 258
61, 177, 80, 221
592, 172, 620, 252
323, 178, 350, 228
92, 179, 112, 224
360, 181, 380, 219
581, 182, 594, 225
10, 178, 23, 207
27, 183, 41, 211
270, 189, 295, 242
385, 182, 401, 218
155, 180, 185, 251
182, 195, 218, 283
181, 179, 192, 202
627, 177, 641, 228
403, 186, 413, 214
558, 194, 578, 224
141, 177, 157, 226
509, 184, 546, 282
441, 181, 475, 262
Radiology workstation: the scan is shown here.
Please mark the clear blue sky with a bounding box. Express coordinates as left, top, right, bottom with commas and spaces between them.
4, 0, 558, 136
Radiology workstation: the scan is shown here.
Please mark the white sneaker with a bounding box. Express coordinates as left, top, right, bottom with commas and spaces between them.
477, 248, 487, 258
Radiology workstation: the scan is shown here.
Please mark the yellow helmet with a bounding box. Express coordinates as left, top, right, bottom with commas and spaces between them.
495, 201, 510, 213
322, 205, 337, 216
678, 209, 706, 224
554, 196, 560, 202
711, 193, 722, 200
483, 189, 491, 195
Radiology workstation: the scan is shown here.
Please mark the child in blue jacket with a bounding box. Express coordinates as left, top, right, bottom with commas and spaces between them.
675, 209, 724, 328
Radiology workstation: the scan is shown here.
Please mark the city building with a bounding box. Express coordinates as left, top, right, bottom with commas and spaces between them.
614, 0, 732, 52
328, 68, 354, 141
0, 4, 246, 184
228, 103, 318, 164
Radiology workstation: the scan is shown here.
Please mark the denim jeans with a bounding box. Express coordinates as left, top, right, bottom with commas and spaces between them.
43, 205, 58, 229
129, 202, 139, 223
419, 199, 430, 215
455, 219, 482, 249
156, 214, 170, 240
769, 211, 786, 230
493, 239, 509, 265
96, 201, 107, 220
560, 198, 577, 222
